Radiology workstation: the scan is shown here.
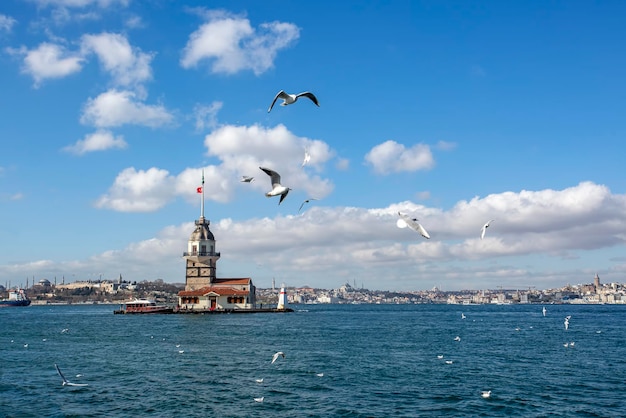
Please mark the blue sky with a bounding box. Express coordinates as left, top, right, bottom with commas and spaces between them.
1, 0, 625, 291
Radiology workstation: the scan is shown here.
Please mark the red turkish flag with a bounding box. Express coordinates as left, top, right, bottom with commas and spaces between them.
196, 187, 202, 193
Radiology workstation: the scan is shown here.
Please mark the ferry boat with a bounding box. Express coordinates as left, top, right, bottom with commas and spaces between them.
113, 298, 174, 314
0, 289, 31, 307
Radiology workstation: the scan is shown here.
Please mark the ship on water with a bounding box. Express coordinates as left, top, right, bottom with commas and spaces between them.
0, 289, 31, 307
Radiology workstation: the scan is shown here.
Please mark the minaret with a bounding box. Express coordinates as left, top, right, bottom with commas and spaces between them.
183, 170, 221, 291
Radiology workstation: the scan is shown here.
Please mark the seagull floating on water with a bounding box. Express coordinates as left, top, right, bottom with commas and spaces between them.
299, 198, 318, 213
268, 90, 319, 112
254, 397, 264, 403
55, 364, 88, 387
271, 351, 285, 364
481, 390, 492, 399
240, 176, 254, 183
397, 212, 430, 239
445, 360, 454, 364
437, 355, 444, 359
260, 167, 291, 205
256, 378, 264, 383
454, 336, 461, 342
480, 219, 495, 240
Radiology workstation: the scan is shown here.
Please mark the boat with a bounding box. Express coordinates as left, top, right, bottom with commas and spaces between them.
0, 289, 32, 307
113, 298, 174, 314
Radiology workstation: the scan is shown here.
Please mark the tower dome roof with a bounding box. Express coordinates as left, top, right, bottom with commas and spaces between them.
190, 217, 215, 241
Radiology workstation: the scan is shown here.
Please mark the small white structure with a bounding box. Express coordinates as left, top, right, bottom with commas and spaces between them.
277, 284, 288, 310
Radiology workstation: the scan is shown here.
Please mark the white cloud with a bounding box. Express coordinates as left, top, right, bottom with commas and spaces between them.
0, 14, 17, 32
365, 140, 435, 174
80, 32, 154, 88
180, 10, 300, 75
63, 129, 127, 154
80, 89, 174, 128
95, 167, 176, 212
5, 182, 626, 290
94, 123, 336, 212
193, 101, 223, 131
8, 42, 84, 86
29, 0, 129, 7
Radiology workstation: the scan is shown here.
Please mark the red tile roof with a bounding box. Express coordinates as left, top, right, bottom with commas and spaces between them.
178, 285, 250, 297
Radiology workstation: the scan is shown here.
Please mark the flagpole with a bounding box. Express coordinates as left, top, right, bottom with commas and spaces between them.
201, 169, 205, 218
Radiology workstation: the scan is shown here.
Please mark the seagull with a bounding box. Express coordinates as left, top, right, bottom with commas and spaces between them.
23, 344, 28, 348
260, 167, 290, 205
445, 360, 454, 364
302, 148, 311, 167
461, 313, 466, 319
271, 351, 285, 364
254, 397, 264, 403
256, 378, 264, 383
454, 336, 461, 342
437, 355, 444, 359
54, 364, 88, 387
542, 306, 547, 317
178, 350, 185, 354
397, 212, 430, 239
268, 90, 319, 112
61, 328, 69, 333
299, 198, 318, 213
316, 373, 324, 377
569, 341, 575, 347
564, 316, 570, 330
481, 390, 492, 399
480, 219, 495, 240
241, 176, 254, 183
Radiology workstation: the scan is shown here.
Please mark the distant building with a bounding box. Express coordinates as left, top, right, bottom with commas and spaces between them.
177, 172, 256, 311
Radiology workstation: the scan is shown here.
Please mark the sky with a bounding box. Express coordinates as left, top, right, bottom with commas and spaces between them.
1, 0, 626, 292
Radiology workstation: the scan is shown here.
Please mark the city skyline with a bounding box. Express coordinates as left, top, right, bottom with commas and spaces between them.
1, 1, 626, 291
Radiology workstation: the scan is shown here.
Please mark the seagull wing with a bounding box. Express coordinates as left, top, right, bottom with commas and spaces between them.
268, 90, 288, 112
259, 167, 282, 188
279, 189, 290, 205
297, 92, 319, 107
55, 364, 68, 384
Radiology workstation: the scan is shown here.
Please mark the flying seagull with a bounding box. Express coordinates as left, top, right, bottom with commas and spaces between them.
260, 167, 291, 205
397, 212, 431, 239
299, 198, 318, 213
480, 219, 495, 240
54, 364, 88, 387
240, 176, 254, 183
271, 351, 285, 364
268, 90, 319, 112
302, 148, 311, 167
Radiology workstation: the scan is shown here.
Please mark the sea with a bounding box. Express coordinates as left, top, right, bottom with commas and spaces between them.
1, 303, 625, 417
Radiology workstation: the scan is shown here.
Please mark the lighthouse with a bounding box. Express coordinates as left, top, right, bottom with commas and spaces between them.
183, 171, 221, 291
277, 284, 288, 310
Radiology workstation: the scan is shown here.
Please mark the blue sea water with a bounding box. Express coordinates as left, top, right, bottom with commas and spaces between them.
1, 303, 625, 417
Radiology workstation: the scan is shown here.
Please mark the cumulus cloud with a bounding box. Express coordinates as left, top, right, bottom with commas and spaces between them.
365, 140, 435, 174
81, 32, 154, 88
94, 123, 337, 212
95, 167, 176, 212
0, 14, 17, 32
63, 129, 127, 154
8, 42, 84, 86
80, 89, 174, 128
180, 10, 300, 75
7, 181, 626, 290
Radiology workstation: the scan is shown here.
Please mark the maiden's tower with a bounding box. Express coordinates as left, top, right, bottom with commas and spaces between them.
177, 173, 256, 311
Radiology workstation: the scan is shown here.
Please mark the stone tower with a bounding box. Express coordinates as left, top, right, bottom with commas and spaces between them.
183, 172, 221, 291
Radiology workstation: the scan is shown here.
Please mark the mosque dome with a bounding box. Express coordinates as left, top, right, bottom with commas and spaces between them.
39, 278, 51, 286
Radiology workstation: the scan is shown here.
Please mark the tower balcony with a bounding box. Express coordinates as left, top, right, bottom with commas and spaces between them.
183, 251, 221, 257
